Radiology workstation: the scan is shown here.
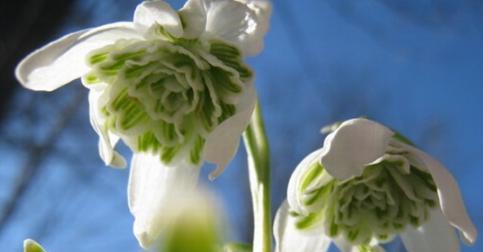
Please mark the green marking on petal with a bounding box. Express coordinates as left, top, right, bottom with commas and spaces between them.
161, 122, 179, 143
83, 72, 101, 85
124, 62, 155, 79
348, 229, 360, 241
304, 182, 333, 206
210, 41, 241, 57
210, 40, 253, 82
112, 49, 146, 62
219, 103, 236, 123
190, 135, 206, 164
88, 52, 109, 65
329, 220, 339, 237
295, 211, 323, 230
118, 100, 149, 130
300, 161, 324, 191
161, 145, 181, 163
99, 60, 125, 76
138, 131, 161, 152
84, 25, 252, 166
210, 68, 243, 93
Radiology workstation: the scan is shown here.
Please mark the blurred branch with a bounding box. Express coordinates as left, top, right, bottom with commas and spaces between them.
0, 0, 74, 120
0, 87, 86, 234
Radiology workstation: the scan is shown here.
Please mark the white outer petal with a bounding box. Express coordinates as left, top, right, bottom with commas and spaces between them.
88, 89, 126, 168
320, 118, 394, 180
180, 0, 272, 56
178, 0, 208, 38
203, 83, 257, 180
128, 152, 200, 248
401, 208, 460, 252
398, 141, 478, 244
286, 149, 324, 215
239, 0, 272, 55
274, 201, 331, 252
204, 0, 271, 56
133, 0, 183, 37
16, 22, 142, 91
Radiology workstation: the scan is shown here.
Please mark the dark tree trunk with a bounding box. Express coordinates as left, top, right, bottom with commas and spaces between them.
0, 0, 75, 120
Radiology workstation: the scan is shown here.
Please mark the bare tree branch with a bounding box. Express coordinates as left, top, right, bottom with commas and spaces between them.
0, 87, 86, 233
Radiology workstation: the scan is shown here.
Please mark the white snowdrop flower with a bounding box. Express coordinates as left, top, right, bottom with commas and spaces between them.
16, 0, 271, 248
275, 118, 477, 252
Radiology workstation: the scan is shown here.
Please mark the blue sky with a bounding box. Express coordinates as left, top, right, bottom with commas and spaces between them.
1, 0, 482, 251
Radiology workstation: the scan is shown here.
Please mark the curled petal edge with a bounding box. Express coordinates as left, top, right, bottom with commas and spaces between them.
286, 149, 324, 215
203, 84, 257, 180
399, 141, 477, 244
88, 90, 126, 168
16, 22, 142, 91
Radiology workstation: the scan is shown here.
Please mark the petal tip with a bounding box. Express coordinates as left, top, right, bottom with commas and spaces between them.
107, 152, 127, 169
134, 227, 152, 249
208, 165, 225, 181
460, 224, 478, 245
15, 54, 58, 92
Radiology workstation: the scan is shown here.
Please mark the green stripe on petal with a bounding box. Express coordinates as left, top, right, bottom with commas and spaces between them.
190, 135, 206, 164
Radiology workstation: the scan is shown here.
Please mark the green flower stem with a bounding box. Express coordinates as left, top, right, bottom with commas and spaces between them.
243, 101, 271, 252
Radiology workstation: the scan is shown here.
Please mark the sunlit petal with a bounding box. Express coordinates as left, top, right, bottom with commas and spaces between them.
205, 0, 271, 56
320, 118, 394, 180
180, 0, 271, 55
127, 152, 200, 248
133, 0, 183, 37
15, 22, 142, 91
178, 0, 208, 38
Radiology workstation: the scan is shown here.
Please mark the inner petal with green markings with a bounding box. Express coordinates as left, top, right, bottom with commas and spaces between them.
83, 25, 252, 165
294, 147, 439, 246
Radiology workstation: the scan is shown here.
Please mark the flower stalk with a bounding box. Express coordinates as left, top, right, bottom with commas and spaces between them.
243, 102, 271, 252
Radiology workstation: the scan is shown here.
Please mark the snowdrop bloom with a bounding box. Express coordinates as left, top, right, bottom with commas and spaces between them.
274, 118, 477, 252
15, 0, 271, 248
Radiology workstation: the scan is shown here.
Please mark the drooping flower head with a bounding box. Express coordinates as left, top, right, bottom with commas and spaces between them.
16, 0, 271, 248
275, 118, 477, 252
